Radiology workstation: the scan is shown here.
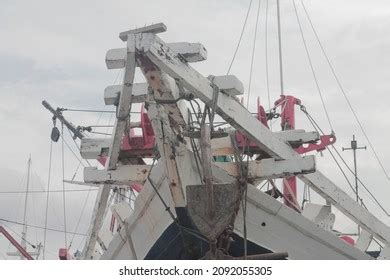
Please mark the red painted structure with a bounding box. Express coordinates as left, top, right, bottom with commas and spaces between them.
275, 95, 301, 209
0, 226, 33, 260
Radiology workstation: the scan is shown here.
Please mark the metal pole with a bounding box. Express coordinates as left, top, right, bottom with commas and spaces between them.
342, 135, 366, 234
42, 100, 85, 139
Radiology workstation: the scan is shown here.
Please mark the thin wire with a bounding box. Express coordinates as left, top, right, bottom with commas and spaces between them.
0, 189, 98, 194
246, 0, 262, 109
68, 187, 93, 250
303, 108, 390, 216
0, 218, 87, 236
62, 137, 86, 168
43, 140, 53, 259
66, 127, 92, 167
0, 221, 36, 249
276, 0, 284, 94
265, 0, 272, 128
61, 124, 68, 248
292, 0, 334, 132
227, 0, 254, 74
62, 108, 141, 114
301, 0, 390, 182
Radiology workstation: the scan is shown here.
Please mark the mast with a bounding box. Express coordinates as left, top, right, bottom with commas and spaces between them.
20, 156, 32, 258
342, 135, 366, 234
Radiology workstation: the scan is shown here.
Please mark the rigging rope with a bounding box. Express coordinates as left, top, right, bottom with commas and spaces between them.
68, 187, 93, 250
292, 0, 334, 132
61, 124, 68, 248
265, 0, 272, 127
246, 0, 262, 109
0, 189, 98, 194
0, 218, 86, 236
43, 140, 53, 259
227, 0, 254, 74
276, 0, 284, 94
302, 106, 390, 217
300, 0, 390, 183
0, 221, 36, 249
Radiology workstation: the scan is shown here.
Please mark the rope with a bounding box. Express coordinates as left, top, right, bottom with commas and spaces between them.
43, 140, 53, 259
246, 0, 262, 109
276, 0, 284, 94
68, 187, 93, 250
0, 189, 98, 194
292, 0, 334, 132
265, 0, 272, 129
0, 218, 86, 236
302, 107, 390, 217
227, 0, 254, 74
61, 124, 68, 248
66, 127, 92, 167
300, 0, 390, 183
0, 221, 36, 249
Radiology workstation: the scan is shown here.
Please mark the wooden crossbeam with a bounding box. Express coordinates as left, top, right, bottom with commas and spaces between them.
82, 34, 137, 260
214, 156, 316, 179
135, 33, 390, 246
84, 165, 151, 185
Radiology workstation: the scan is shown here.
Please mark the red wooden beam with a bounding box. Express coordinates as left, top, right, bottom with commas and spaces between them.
0, 226, 33, 260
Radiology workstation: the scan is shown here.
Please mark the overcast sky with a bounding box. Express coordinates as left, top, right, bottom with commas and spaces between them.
0, 0, 390, 259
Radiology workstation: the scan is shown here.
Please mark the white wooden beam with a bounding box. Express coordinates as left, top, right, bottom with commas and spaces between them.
104, 83, 148, 105
119, 23, 167, 41
213, 156, 316, 179
208, 75, 244, 96
107, 43, 207, 70
135, 33, 390, 246
355, 230, 372, 251
148, 102, 186, 207
167, 42, 207, 62
80, 138, 110, 159
299, 172, 390, 245
82, 35, 137, 260
275, 129, 319, 146
84, 165, 150, 185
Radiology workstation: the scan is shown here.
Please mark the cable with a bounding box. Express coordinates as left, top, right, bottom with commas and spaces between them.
62, 137, 86, 168
300, 0, 390, 183
0, 189, 98, 194
43, 140, 53, 260
246, 0, 262, 109
302, 107, 390, 216
276, 0, 284, 94
292, 0, 334, 132
227, 0, 254, 74
0, 221, 36, 249
66, 127, 92, 167
0, 218, 87, 236
61, 124, 68, 248
265, 0, 272, 126
68, 187, 94, 250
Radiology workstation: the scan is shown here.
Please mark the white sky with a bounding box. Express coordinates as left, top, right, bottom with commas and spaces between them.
0, 0, 390, 259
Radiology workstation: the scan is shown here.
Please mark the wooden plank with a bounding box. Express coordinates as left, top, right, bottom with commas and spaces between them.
104, 83, 148, 105
119, 23, 167, 41
208, 75, 244, 96
82, 35, 137, 259
136, 33, 390, 246
167, 42, 207, 62
80, 138, 110, 159
214, 156, 316, 179
148, 102, 186, 207
299, 172, 390, 245
84, 165, 151, 185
